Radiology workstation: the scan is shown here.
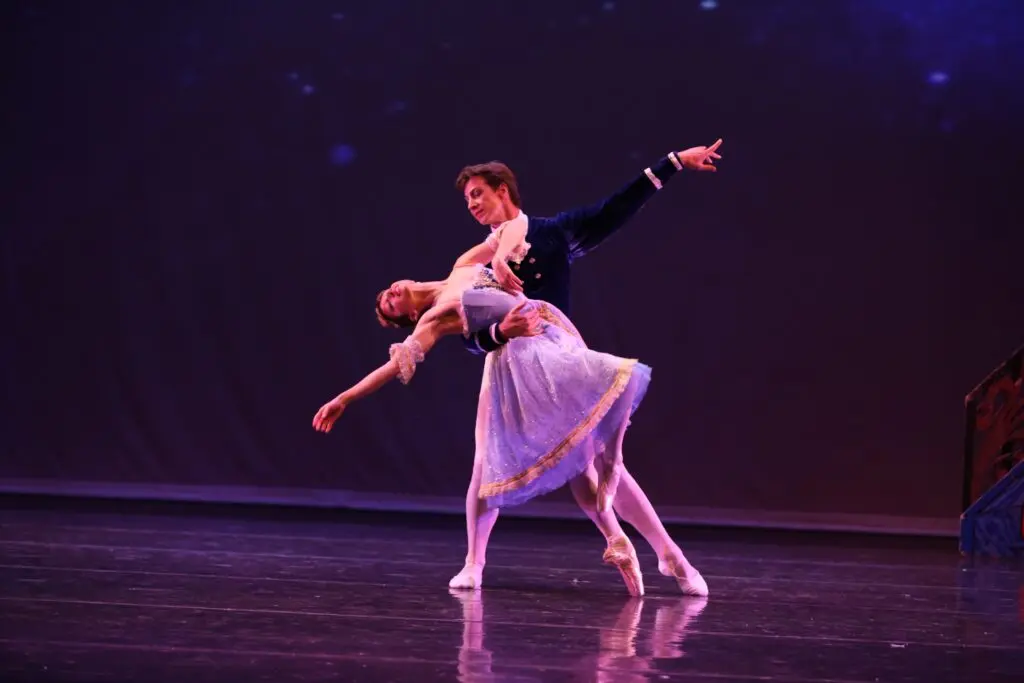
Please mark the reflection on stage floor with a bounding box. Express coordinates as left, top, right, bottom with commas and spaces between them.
0, 496, 1021, 682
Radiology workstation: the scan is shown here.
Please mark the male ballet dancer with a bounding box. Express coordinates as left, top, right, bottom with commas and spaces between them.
449, 140, 722, 595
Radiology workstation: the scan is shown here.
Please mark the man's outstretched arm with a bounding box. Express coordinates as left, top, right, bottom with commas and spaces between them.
560, 140, 722, 260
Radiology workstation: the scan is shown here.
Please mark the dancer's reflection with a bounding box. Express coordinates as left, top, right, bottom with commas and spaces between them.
451, 588, 495, 683
449, 590, 708, 683
650, 597, 708, 660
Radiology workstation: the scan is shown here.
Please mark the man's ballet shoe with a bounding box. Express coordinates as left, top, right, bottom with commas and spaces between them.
449, 563, 484, 590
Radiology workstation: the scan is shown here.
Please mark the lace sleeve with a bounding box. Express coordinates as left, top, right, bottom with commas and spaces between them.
485, 229, 501, 250
488, 218, 531, 264
389, 336, 425, 385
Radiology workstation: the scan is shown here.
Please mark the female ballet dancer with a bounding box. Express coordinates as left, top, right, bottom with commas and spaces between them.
313, 215, 707, 597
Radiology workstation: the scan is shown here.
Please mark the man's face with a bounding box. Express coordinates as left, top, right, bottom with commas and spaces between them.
463, 176, 507, 226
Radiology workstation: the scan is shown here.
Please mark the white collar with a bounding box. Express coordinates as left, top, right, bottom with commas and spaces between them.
490, 209, 526, 232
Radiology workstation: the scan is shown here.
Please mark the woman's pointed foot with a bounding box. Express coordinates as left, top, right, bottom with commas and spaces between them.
603, 535, 644, 597
658, 554, 708, 597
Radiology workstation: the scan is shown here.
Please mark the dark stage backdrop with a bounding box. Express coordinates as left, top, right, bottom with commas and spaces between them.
4, 0, 1023, 534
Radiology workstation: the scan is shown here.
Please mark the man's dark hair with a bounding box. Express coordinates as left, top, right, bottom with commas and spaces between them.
454, 161, 521, 207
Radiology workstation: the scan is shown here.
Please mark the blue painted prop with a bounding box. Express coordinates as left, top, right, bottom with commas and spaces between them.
960, 343, 1024, 557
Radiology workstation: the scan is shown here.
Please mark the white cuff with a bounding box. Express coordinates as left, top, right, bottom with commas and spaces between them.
668, 152, 683, 171
644, 167, 663, 190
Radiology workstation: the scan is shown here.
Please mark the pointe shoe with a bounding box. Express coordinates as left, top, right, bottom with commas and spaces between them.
658, 555, 709, 597
449, 563, 484, 590
603, 536, 644, 597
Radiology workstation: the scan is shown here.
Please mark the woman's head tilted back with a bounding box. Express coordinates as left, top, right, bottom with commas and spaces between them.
375, 280, 421, 328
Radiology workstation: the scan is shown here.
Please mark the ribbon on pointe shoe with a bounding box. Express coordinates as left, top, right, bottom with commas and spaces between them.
603, 535, 644, 597
658, 555, 709, 597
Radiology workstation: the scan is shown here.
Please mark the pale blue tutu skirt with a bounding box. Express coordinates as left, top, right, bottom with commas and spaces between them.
461, 286, 652, 508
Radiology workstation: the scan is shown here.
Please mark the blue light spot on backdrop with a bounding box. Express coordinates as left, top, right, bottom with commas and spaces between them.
928, 71, 949, 85
329, 144, 357, 167
701, 0, 718, 10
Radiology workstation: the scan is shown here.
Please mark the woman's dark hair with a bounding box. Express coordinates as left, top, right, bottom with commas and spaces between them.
375, 289, 417, 328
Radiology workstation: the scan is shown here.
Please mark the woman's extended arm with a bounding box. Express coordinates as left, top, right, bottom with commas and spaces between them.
453, 239, 497, 268
311, 306, 457, 433
491, 213, 528, 265
489, 214, 528, 294
453, 212, 529, 270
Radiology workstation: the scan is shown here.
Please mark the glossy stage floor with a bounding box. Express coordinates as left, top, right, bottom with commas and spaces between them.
0, 496, 1021, 682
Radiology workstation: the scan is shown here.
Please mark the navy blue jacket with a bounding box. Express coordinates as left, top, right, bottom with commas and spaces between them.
464, 154, 683, 354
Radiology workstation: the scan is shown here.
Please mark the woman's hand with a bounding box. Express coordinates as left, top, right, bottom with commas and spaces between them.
312, 397, 347, 433
492, 258, 524, 294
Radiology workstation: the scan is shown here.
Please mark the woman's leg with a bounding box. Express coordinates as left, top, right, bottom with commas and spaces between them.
570, 458, 644, 597
612, 466, 709, 596
594, 402, 709, 597
596, 416, 629, 512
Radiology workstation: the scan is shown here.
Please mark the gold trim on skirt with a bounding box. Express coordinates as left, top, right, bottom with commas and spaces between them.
479, 357, 638, 497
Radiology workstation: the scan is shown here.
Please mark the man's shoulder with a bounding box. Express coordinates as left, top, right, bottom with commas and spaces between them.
524, 214, 567, 244
525, 213, 565, 231
521, 214, 568, 257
